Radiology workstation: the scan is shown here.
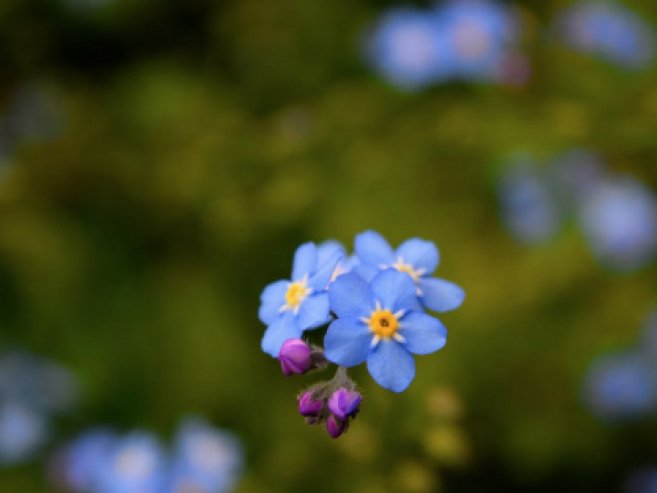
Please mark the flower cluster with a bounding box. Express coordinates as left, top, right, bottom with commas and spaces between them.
0, 350, 79, 465
497, 150, 657, 272
51, 416, 243, 493
259, 231, 465, 437
362, 0, 526, 91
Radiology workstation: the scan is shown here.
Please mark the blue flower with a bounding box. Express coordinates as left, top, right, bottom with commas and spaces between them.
0, 400, 49, 464
59, 428, 116, 492
324, 269, 448, 392
353, 231, 464, 313
317, 240, 359, 283
363, 7, 453, 91
260, 242, 342, 356
167, 416, 243, 493
439, 0, 519, 80
582, 351, 657, 422
497, 158, 562, 245
557, 1, 656, 70
577, 176, 657, 272
95, 432, 165, 493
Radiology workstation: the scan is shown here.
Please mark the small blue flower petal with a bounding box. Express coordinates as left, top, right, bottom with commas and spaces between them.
291, 243, 318, 282
297, 293, 331, 330
366, 340, 416, 392
355, 230, 395, 267
370, 269, 417, 313
308, 251, 342, 291
317, 240, 346, 265
328, 272, 376, 319
324, 318, 373, 367
351, 263, 379, 282
418, 277, 465, 312
396, 238, 439, 274
258, 280, 288, 325
398, 312, 447, 355
261, 312, 302, 357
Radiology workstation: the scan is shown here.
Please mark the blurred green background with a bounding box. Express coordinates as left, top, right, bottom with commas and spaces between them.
1, 0, 657, 491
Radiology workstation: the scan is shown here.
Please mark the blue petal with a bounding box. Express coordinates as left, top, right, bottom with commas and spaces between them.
308, 250, 342, 291
291, 243, 318, 282
317, 240, 346, 265
258, 280, 288, 325
261, 312, 302, 357
351, 264, 379, 282
395, 238, 439, 274
324, 318, 372, 367
370, 269, 417, 312
418, 278, 465, 312
398, 312, 447, 355
354, 230, 395, 267
366, 340, 415, 392
328, 272, 376, 319
297, 292, 331, 330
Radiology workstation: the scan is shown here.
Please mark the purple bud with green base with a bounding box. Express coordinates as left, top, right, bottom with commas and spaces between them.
278, 339, 312, 376
327, 389, 361, 420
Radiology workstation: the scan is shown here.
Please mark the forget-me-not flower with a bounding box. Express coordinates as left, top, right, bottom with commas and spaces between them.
0, 400, 49, 465
168, 417, 243, 493
353, 230, 464, 313
324, 269, 448, 392
577, 176, 657, 272
260, 242, 341, 356
363, 7, 452, 91
58, 428, 116, 492
95, 432, 166, 493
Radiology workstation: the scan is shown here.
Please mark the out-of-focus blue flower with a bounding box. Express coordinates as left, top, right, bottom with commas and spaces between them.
58, 428, 116, 492
582, 351, 657, 421
439, 0, 520, 80
0, 351, 80, 414
259, 243, 341, 357
363, 7, 452, 91
95, 432, 166, 493
556, 1, 656, 69
324, 270, 448, 392
354, 230, 464, 313
497, 158, 562, 245
624, 468, 657, 493
167, 417, 243, 493
0, 400, 49, 464
577, 176, 657, 272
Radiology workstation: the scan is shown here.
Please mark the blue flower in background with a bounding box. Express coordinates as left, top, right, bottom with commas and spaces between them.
58, 428, 116, 492
577, 176, 657, 272
0, 400, 49, 465
582, 351, 657, 422
168, 417, 243, 493
317, 240, 359, 283
624, 468, 657, 493
259, 242, 342, 356
363, 7, 451, 91
557, 1, 656, 70
354, 230, 464, 313
439, 0, 519, 80
324, 269, 448, 392
95, 432, 165, 493
497, 159, 562, 245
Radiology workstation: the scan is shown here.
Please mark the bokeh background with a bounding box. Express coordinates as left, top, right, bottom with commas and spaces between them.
1, 0, 657, 491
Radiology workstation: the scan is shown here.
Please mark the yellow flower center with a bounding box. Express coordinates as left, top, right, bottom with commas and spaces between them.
280, 275, 312, 315
369, 310, 399, 338
391, 257, 425, 283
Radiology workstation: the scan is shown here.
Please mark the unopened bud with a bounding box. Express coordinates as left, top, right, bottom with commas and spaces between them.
278, 339, 312, 376
326, 415, 347, 438
327, 389, 361, 420
298, 392, 323, 417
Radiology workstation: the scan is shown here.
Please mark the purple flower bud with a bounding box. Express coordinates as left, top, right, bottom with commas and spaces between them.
326, 415, 346, 438
278, 339, 312, 376
327, 389, 362, 420
298, 392, 323, 417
